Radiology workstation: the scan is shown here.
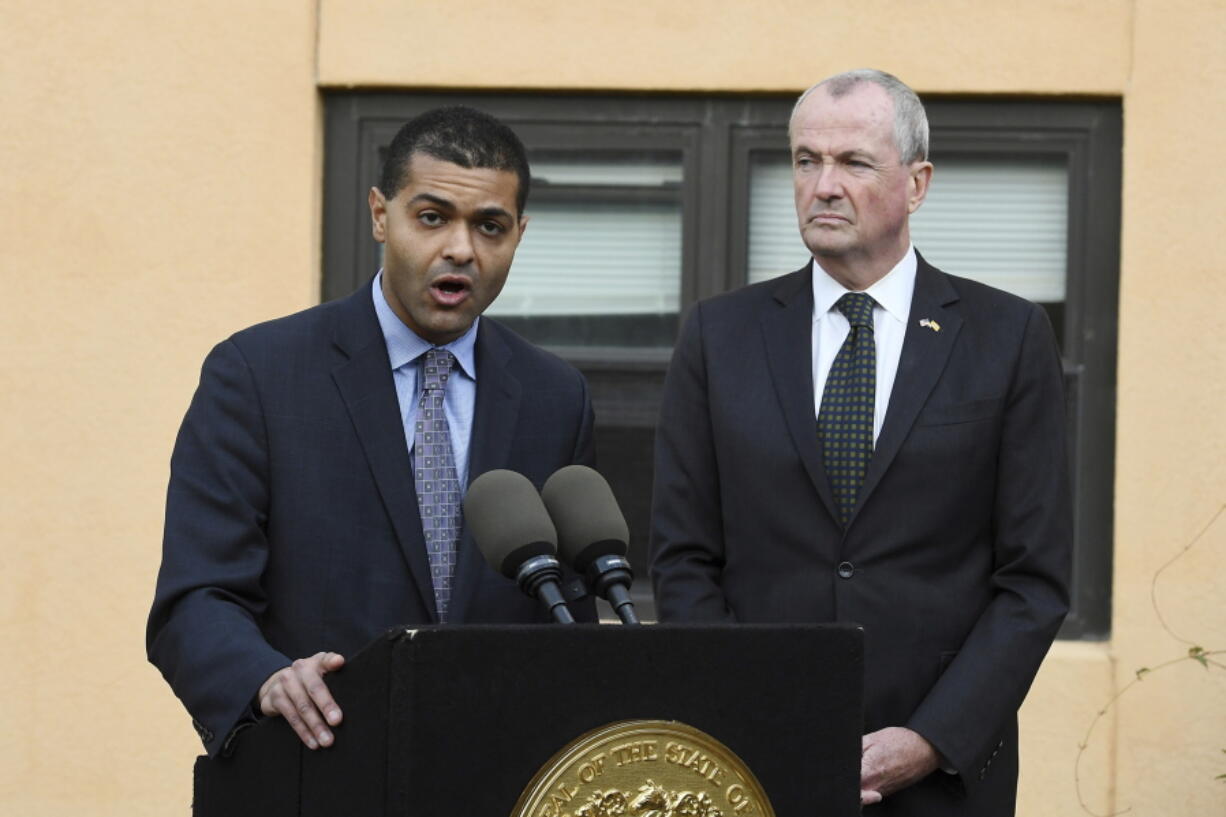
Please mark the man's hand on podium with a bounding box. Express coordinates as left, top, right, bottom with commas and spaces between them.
258, 651, 346, 750
858, 726, 940, 805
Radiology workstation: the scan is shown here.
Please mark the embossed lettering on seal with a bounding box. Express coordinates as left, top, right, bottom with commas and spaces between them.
512, 720, 775, 817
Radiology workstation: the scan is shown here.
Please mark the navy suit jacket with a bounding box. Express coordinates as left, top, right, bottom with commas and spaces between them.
650, 255, 1071, 815
148, 279, 595, 756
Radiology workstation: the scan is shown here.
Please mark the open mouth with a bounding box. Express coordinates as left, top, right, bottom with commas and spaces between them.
431, 276, 472, 306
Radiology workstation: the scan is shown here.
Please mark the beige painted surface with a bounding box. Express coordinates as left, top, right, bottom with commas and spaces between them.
1018, 642, 1118, 816
318, 0, 1134, 94
1110, 1, 1226, 814
0, 0, 320, 814
4, 0, 1226, 814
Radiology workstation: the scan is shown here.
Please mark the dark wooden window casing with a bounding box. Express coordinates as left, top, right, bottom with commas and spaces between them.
324, 92, 1121, 639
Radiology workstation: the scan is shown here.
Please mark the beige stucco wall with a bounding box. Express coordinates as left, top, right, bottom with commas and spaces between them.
1109, 1, 1226, 814
2, 1, 1223, 814
0, 1, 320, 814
318, 0, 1134, 94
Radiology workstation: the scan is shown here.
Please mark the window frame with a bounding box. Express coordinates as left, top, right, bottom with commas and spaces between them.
323, 91, 1121, 638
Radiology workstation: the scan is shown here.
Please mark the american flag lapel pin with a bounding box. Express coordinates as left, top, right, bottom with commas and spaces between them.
919, 318, 941, 332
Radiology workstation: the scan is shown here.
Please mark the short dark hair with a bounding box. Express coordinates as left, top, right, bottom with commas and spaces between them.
378, 106, 531, 215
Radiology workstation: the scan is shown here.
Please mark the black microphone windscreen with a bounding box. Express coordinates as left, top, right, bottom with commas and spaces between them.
540, 465, 630, 572
464, 469, 557, 578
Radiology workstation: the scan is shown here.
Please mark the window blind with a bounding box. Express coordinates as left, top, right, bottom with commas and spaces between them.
489, 159, 683, 317
748, 155, 1069, 303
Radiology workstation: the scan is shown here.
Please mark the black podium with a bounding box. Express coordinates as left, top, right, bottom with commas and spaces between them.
193, 624, 863, 816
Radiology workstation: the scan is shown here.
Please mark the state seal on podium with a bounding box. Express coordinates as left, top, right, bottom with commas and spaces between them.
513, 720, 776, 817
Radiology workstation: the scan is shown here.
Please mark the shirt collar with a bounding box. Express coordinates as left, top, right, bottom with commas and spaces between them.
371, 270, 479, 380
811, 245, 917, 326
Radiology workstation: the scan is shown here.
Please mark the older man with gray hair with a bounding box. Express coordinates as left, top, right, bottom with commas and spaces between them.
650, 69, 1071, 814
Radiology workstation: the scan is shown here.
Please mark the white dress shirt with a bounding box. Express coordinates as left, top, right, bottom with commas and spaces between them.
810, 247, 917, 443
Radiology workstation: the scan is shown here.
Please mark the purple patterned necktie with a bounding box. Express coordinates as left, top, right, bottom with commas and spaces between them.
414, 348, 461, 622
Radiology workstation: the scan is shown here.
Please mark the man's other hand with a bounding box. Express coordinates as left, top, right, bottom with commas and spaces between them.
258, 651, 346, 749
859, 726, 940, 805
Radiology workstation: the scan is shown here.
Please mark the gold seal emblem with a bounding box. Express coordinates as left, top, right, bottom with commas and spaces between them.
512, 720, 775, 817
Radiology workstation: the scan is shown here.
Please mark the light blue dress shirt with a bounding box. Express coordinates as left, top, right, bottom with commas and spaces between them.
371, 271, 478, 490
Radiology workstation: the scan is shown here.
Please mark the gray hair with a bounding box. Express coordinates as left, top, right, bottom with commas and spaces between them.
791, 69, 930, 164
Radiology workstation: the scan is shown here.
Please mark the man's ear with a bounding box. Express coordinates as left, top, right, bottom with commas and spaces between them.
907, 162, 934, 214
368, 187, 388, 242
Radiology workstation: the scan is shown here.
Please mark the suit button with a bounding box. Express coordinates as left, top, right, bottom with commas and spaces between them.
837, 561, 855, 579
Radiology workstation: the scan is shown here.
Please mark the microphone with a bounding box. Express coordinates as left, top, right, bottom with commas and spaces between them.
464, 469, 575, 624
541, 465, 640, 625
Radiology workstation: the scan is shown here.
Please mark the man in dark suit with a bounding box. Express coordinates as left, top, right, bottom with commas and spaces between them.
148, 107, 595, 757
650, 69, 1071, 814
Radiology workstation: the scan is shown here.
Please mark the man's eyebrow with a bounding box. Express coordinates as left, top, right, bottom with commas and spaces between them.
792, 143, 831, 158
406, 192, 455, 210
792, 147, 878, 161
406, 194, 513, 221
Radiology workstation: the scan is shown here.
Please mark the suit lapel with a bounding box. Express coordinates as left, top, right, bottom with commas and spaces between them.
329, 283, 439, 622
448, 320, 522, 623
853, 256, 962, 523
760, 264, 841, 526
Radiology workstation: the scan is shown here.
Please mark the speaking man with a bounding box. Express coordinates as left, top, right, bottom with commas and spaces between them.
148, 107, 595, 756
650, 70, 1071, 814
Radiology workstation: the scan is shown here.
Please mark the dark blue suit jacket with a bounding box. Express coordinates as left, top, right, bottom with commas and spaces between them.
147, 280, 595, 756
650, 255, 1071, 815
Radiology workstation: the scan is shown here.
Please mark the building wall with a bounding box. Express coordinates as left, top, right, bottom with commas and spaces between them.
1110, 1, 1226, 813
2, 1, 1222, 814
0, 1, 320, 814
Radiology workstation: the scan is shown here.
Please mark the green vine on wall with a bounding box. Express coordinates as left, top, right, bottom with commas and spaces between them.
1075, 503, 1226, 816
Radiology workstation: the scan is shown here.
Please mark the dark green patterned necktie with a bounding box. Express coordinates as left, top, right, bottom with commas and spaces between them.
818, 292, 876, 528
